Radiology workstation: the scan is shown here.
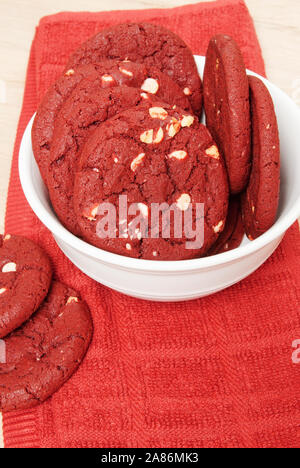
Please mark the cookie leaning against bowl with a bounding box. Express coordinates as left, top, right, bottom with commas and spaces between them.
74, 101, 229, 260
65, 22, 203, 115
241, 76, 280, 240
203, 34, 251, 194
0, 281, 93, 412
48, 84, 164, 236
208, 196, 244, 256
32, 60, 192, 186
0, 234, 52, 338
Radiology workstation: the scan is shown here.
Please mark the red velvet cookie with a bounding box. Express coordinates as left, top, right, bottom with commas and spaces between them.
32, 60, 191, 185
203, 34, 251, 194
48, 84, 164, 236
0, 234, 52, 338
0, 281, 93, 412
241, 76, 280, 240
227, 214, 244, 251
208, 197, 244, 255
66, 22, 202, 115
74, 102, 229, 260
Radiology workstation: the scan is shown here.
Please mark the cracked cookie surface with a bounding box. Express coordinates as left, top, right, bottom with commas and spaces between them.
241, 76, 280, 240
0, 281, 93, 412
0, 235, 52, 338
74, 101, 229, 260
65, 22, 203, 115
48, 84, 162, 236
32, 59, 192, 185
203, 34, 251, 194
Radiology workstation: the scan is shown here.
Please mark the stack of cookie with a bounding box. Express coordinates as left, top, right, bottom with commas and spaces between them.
32, 23, 280, 260
0, 234, 93, 412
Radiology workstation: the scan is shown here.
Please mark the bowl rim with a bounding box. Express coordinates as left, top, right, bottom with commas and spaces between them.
19, 55, 300, 273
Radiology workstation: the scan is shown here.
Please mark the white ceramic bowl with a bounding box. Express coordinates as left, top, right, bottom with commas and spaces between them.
19, 56, 300, 302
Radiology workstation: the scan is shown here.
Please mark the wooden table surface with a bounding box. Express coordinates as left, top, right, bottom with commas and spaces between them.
0, 0, 299, 448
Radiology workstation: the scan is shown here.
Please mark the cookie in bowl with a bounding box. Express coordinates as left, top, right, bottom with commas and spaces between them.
241, 76, 280, 240
32, 59, 191, 186
203, 34, 251, 194
66, 22, 203, 115
74, 101, 229, 260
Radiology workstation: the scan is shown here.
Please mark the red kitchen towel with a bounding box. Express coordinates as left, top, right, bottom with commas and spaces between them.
3, 0, 300, 448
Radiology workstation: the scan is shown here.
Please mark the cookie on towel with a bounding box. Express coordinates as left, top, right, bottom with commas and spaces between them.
0, 234, 52, 338
0, 281, 93, 412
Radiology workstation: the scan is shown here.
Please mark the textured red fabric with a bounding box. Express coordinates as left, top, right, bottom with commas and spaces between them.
3, 0, 300, 449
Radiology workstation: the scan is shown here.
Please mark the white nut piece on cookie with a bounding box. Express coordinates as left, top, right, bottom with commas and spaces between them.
140, 128, 164, 144
65, 69, 75, 76
101, 74, 114, 83
181, 115, 194, 128
153, 127, 164, 144
206, 145, 220, 160
183, 87, 192, 96
131, 153, 146, 171
66, 296, 79, 305
213, 220, 224, 233
0, 288, 7, 295
141, 78, 159, 95
2, 262, 17, 273
84, 204, 99, 221
167, 118, 181, 138
176, 193, 191, 211
119, 66, 133, 77
149, 107, 168, 120
140, 129, 154, 144
4, 234, 11, 241
168, 150, 188, 160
